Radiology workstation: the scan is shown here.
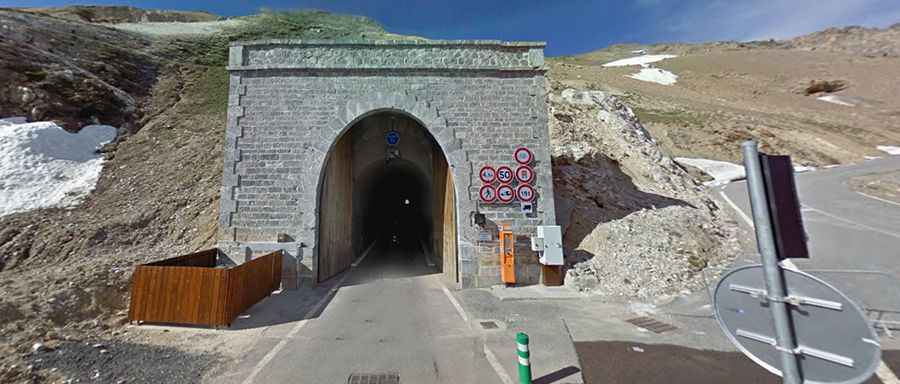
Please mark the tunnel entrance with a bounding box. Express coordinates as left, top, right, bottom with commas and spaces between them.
317, 111, 457, 283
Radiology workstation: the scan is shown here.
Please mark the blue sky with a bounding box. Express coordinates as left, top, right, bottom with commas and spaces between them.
11, 0, 900, 56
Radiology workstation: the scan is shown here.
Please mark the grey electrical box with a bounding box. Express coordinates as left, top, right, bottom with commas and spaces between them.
535, 225, 563, 265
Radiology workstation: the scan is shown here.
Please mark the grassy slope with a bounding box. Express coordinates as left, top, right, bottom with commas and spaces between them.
0, 10, 403, 383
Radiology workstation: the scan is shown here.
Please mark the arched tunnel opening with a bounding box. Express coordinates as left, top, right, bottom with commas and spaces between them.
358, 160, 431, 254
317, 111, 457, 283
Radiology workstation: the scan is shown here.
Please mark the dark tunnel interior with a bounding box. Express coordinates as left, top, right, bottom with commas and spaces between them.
358, 159, 432, 255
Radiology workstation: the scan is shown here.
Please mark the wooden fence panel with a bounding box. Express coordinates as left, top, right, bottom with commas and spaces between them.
224, 251, 282, 322
128, 249, 282, 327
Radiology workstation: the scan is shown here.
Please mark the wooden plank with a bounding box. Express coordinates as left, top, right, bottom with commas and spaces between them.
318, 134, 354, 282
443, 167, 458, 283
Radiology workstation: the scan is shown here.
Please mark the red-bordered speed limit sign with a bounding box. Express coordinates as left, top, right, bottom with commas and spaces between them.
479, 166, 496, 184
516, 184, 535, 202
497, 185, 515, 203
479, 185, 497, 203
515, 165, 535, 184
496, 166, 514, 184
514, 147, 534, 164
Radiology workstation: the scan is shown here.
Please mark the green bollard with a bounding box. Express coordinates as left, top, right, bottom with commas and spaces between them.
516, 332, 532, 384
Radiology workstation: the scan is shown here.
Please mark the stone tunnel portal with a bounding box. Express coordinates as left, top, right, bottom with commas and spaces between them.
317, 111, 457, 283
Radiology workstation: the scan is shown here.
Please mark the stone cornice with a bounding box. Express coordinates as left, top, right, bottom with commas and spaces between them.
227, 40, 546, 71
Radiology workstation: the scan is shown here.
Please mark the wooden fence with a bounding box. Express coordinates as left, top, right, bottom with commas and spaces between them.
128, 249, 282, 327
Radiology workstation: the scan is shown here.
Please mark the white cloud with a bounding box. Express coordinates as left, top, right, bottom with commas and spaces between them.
660, 0, 900, 42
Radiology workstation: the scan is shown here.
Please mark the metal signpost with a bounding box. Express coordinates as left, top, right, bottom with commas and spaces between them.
713, 141, 881, 384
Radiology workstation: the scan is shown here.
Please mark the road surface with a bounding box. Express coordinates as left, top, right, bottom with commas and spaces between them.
223, 246, 503, 384
720, 156, 900, 295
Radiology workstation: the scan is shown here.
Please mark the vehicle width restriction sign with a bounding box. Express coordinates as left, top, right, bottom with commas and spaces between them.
497, 185, 515, 203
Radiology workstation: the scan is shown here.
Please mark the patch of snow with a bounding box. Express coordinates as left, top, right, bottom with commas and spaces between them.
602, 54, 677, 68
877, 145, 900, 155
675, 158, 746, 186
817, 95, 855, 107
0, 120, 117, 217
0, 117, 28, 126
628, 68, 678, 85
793, 165, 816, 173
864, 156, 882, 160
627, 302, 658, 316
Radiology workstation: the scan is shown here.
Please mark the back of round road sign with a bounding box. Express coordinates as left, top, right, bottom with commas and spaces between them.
714, 265, 881, 384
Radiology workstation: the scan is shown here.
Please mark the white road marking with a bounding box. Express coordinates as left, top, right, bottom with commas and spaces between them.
484, 344, 515, 384
856, 191, 900, 208
440, 283, 469, 323
721, 190, 900, 383
240, 272, 350, 384
352, 242, 377, 267
802, 205, 900, 240
878, 361, 900, 384
719, 190, 753, 227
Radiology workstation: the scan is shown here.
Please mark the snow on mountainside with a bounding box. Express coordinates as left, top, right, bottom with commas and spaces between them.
0, 118, 117, 217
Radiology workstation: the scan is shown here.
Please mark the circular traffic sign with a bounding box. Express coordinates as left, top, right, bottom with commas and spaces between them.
497, 185, 515, 203
497, 166, 514, 184
515, 165, 535, 184
514, 147, 534, 164
479, 185, 497, 203
714, 265, 880, 384
385, 130, 400, 146
516, 184, 535, 202
479, 166, 496, 184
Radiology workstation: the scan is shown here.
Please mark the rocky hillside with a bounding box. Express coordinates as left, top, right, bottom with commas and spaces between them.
0, 6, 893, 382
21, 5, 219, 23
790, 23, 900, 57
0, 9, 400, 383
548, 22, 900, 167
550, 90, 737, 297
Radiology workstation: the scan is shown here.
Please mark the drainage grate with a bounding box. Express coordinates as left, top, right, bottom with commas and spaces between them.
347, 372, 400, 384
625, 316, 678, 334
480, 321, 499, 330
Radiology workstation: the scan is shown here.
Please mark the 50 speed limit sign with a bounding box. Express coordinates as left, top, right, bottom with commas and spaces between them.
497, 166, 514, 184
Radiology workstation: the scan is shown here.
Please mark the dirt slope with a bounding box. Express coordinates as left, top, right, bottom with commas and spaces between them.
0, 9, 398, 383
548, 23, 900, 166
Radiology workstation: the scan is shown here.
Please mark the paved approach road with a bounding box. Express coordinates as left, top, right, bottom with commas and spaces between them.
721, 156, 900, 281
223, 247, 503, 384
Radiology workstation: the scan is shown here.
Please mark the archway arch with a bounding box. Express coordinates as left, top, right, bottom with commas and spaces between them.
316, 109, 458, 284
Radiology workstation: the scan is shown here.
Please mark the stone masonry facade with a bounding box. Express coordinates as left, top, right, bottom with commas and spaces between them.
217, 39, 557, 289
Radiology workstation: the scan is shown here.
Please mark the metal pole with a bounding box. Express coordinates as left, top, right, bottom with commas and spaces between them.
742, 141, 802, 384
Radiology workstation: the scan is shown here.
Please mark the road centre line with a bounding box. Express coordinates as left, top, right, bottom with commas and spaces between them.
241, 272, 351, 384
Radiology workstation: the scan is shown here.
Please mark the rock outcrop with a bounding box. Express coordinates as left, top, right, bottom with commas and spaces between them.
550, 89, 738, 299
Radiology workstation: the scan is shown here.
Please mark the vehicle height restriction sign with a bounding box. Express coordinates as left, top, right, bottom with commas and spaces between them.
479, 166, 496, 184
497, 166, 514, 184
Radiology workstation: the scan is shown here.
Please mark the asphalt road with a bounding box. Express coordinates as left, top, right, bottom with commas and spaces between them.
232, 247, 503, 384
721, 156, 900, 304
